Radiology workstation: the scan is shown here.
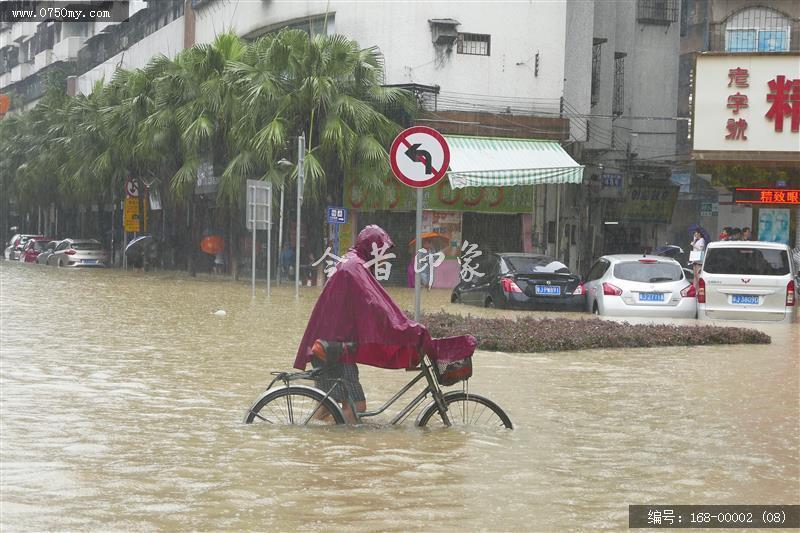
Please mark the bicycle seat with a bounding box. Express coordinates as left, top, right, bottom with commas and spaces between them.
311, 339, 358, 366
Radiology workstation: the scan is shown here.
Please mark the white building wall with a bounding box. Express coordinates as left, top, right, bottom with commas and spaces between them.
75, 17, 186, 95
192, 1, 568, 103
563, 0, 594, 142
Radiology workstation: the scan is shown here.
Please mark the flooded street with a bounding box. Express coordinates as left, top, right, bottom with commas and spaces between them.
1, 261, 798, 531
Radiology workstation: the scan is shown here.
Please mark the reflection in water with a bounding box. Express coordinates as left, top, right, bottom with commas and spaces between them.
1, 262, 798, 530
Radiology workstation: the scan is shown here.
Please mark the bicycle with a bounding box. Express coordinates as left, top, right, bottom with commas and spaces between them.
243, 338, 512, 428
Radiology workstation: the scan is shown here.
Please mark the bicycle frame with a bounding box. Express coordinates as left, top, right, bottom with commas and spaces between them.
269, 353, 453, 426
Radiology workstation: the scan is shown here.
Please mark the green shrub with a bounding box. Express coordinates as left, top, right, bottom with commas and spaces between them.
415, 312, 771, 353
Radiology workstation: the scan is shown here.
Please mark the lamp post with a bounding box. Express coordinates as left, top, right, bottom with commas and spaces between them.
296, 133, 305, 299
275, 158, 293, 286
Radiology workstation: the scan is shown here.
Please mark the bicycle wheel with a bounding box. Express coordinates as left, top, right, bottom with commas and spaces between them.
244, 385, 346, 425
416, 391, 513, 429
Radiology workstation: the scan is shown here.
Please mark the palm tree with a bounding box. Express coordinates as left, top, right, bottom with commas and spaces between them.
225, 29, 414, 259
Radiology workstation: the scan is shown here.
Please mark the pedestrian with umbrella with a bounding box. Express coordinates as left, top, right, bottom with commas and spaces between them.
688, 224, 708, 288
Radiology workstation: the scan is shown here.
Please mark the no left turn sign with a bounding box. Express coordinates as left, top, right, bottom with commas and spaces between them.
125, 177, 139, 198
389, 126, 450, 188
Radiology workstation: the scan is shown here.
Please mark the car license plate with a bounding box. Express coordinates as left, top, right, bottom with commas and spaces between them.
83, 259, 97, 265
535, 285, 561, 296
639, 292, 664, 302
732, 294, 759, 305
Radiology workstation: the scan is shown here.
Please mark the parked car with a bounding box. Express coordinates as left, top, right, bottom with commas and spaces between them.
19, 237, 56, 263
451, 253, 585, 310
4, 234, 43, 260
47, 239, 109, 267
36, 240, 61, 265
584, 255, 696, 318
698, 241, 797, 324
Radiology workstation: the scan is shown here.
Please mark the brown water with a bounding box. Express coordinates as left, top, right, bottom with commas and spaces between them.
1, 261, 798, 531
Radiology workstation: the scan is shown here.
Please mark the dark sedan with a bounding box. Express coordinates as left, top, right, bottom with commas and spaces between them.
451, 253, 585, 310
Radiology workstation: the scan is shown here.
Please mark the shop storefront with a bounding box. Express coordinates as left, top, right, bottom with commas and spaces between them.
341, 135, 584, 287
692, 52, 800, 245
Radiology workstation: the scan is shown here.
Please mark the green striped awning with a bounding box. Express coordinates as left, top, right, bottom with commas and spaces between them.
445, 135, 584, 189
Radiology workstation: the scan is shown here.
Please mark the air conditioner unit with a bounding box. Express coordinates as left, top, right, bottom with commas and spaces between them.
429, 19, 460, 46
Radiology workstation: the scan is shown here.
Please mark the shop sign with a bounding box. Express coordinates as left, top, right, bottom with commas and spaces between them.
693, 54, 799, 153
344, 174, 533, 214
700, 202, 719, 217
619, 183, 679, 223
735, 188, 800, 205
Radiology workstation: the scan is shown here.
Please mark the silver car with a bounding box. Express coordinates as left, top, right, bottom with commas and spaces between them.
584, 255, 697, 318
47, 239, 109, 267
36, 240, 61, 265
698, 241, 797, 324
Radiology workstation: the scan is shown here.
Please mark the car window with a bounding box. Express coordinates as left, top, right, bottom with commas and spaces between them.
586, 260, 608, 281
613, 261, 683, 283
33, 241, 49, 251
72, 242, 102, 251
704, 247, 790, 276
56, 242, 69, 251
485, 256, 500, 278
505, 256, 571, 274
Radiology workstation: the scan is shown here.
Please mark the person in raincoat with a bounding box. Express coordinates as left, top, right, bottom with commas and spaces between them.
294, 225, 457, 422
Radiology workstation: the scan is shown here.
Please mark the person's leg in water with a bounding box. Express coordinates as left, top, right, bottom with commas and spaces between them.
312, 362, 366, 423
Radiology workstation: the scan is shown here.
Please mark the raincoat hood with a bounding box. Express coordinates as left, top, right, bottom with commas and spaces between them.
354, 224, 394, 262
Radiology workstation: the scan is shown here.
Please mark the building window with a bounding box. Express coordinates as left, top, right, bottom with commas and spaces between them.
457, 33, 490, 56
724, 7, 790, 52
637, 0, 679, 25
590, 39, 604, 107
613, 52, 625, 116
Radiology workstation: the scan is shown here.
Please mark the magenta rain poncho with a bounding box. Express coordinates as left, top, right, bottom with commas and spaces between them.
294, 225, 475, 370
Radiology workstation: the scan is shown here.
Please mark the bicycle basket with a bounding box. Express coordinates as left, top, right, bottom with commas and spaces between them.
432, 355, 472, 386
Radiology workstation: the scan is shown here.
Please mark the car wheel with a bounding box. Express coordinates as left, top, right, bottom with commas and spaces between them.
58, 259, 64, 268
485, 297, 495, 308
451, 292, 461, 304
592, 301, 600, 315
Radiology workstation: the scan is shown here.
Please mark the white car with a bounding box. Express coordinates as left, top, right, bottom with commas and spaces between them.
47, 238, 109, 267
698, 241, 797, 324
584, 255, 697, 318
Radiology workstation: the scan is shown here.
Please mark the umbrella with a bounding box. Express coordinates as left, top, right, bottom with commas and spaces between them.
125, 235, 153, 256
408, 232, 450, 251
200, 235, 224, 255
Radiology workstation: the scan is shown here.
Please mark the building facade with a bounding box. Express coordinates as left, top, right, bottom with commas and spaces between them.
2, 0, 693, 281
679, 0, 800, 245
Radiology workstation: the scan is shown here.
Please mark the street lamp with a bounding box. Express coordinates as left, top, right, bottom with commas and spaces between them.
275, 158, 293, 286
296, 134, 305, 299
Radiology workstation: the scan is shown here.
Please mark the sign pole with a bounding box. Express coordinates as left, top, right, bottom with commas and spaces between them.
277, 185, 284, 286
296, 134, 305, 299
251, 185, 256, 298
266, 184, 273, 298
387, 126, 451, 322
414, 188, 422, 321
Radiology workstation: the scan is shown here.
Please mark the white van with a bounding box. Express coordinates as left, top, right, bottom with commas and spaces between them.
698, 241, 797, 323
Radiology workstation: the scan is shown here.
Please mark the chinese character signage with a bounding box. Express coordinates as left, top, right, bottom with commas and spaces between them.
735, 188, 800, 205
693, 54, 800, 155
326, 206, 347, 225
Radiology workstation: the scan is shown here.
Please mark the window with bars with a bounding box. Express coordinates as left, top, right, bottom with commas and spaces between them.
457, 33, 490, 56
591, 40, 603, 107
637, 0, 679, 25
613, 52, 625, 116
724, 7, 790, 52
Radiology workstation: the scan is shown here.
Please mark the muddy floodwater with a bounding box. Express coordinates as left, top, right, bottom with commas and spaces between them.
1, 262, 798, 531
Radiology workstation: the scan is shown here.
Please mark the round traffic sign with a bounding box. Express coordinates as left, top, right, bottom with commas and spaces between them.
389, 126, 450, 188
125, 178, 139, 198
